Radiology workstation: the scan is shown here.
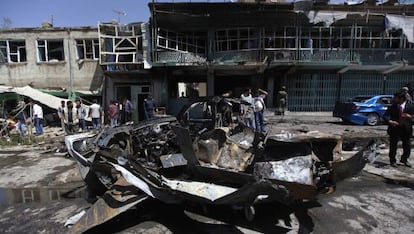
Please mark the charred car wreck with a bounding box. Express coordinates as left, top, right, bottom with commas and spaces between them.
65, 97, 376, 232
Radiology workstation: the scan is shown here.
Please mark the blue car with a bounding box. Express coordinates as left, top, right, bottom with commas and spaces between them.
333, 95, 393, 126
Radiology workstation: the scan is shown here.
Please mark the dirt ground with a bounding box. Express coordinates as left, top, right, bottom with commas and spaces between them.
0, 112, 413, 233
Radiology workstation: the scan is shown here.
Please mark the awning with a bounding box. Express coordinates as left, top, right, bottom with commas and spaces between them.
0, 86, 67, 110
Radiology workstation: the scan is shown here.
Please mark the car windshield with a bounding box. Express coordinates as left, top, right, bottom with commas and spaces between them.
361, 96, 392, 105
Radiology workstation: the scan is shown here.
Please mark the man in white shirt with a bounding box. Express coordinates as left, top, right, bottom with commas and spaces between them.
88, 99, 102, 129
254, 88, 268, 133
240, 88, 255, 129
31, 100, 44, 135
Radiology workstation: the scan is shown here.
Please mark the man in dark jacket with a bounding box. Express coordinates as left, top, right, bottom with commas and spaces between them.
383, 92, 414, 167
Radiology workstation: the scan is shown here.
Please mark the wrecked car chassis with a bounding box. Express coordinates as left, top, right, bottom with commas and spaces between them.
65, 98, 377, 231
66, 125, 375, 226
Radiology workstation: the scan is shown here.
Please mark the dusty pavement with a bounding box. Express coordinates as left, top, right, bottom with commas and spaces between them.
0, 112, 413, 233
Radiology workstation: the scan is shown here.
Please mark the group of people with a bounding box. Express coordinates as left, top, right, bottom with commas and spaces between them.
106, 95, 156, 127
240, 88, 269, 133
57, 99, 102, 134
384, 84, 414, 168
55, 95, 158, 134
58, 98, 133, 133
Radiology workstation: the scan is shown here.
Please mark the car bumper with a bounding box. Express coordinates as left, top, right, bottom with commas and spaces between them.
337, 113, 367, 125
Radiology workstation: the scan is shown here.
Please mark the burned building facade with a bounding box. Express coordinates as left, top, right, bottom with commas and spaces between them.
147, 2, 414, 112
2, 2, 414, 120
102, 2, 414, 118
0, 25, 103, 95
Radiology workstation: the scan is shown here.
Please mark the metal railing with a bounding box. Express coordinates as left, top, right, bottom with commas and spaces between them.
153, 47, 414, 66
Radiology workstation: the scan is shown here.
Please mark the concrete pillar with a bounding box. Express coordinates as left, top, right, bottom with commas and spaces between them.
207, 69, 215, 96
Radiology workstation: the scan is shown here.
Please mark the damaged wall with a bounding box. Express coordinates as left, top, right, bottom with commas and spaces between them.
0, 27, 104, 91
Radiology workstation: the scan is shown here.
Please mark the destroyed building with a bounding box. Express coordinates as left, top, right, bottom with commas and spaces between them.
2, 1, 414, 120
0, 23, 103, 95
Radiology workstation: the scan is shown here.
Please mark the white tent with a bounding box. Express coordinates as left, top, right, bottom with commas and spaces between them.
0, 85, 67, 110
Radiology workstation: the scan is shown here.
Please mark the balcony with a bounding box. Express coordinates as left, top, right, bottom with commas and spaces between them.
155, 51, 207, 65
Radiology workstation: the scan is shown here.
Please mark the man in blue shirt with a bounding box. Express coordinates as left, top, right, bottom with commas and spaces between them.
123, 97, 133, 123
144, 94, 156, 120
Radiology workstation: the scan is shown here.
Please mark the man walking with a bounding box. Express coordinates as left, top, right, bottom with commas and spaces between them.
277, 86, 288, 116
89, 99, 102, 129
123, 97, 133, 123
108, 100, 119, 127
383, 92, 414, 167
31, 100, 43, 136
254, 88, 268, 133
240, 88, 255, 129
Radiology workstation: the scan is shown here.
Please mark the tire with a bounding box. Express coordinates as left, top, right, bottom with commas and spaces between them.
366, 113, 379, 126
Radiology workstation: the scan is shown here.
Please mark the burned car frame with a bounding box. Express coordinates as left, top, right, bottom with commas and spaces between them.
65, 97, 377, 232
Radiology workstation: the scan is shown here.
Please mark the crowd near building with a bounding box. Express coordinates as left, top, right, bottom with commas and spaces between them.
1, 0, 414, 121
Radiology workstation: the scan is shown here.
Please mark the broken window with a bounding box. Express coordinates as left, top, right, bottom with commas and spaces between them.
0, 39, 27, 63
263, 27, 296, 49
385, 29, 403, 49
99, 23, 144, 64
215, 28, 259, 52
157, 28, 206, 55
37, 39, 65, 62
76, 39, 99, 60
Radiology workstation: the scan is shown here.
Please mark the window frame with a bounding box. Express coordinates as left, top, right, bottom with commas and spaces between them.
36, 39, 65, 62
76, 38, 99, 60
0, 39, 27, 63
215, 27, 259, 52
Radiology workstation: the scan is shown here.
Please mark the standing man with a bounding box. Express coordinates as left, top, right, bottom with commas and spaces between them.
123, 97, 133, 123
89, 99, 103, 129
383, 92, 414, 167
240, 88, 255, 129
31, 100, 43, 135
57, 100, 66, 131
76, 99, 87, 132
404, 83, 413, 99
108, 100, 119, 127
144, 94, 156, 120
64, 101, 78, 135
402, 86, 412, 104
254, 88, 268, 133
277, 86, 288, 116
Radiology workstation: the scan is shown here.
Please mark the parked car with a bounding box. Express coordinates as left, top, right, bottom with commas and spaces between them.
333, 95, 393, 126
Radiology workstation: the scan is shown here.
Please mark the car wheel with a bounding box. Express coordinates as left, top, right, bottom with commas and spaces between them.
366, 113, 379, 126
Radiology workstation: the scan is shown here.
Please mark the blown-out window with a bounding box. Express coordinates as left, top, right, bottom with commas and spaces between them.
76, 39, 99, 60
215, 28, 259, 51
157, 28, 206, 54
0, 39, 27, 63
37, 39, 65, 62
